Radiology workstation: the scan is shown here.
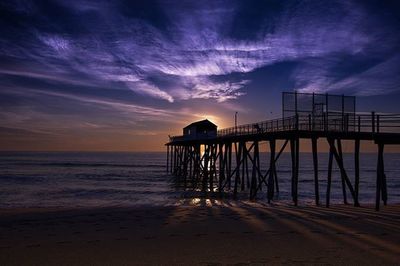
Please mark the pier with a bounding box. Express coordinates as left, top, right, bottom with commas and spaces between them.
166, 92, 400, 210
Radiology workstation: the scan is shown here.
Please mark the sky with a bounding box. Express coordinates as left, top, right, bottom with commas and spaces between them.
0, 0, 400, 151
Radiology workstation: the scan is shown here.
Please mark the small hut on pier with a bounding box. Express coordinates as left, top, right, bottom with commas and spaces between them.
183, 119, 217, 140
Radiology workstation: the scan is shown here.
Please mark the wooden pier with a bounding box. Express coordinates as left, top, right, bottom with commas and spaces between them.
166, 92, 400, 210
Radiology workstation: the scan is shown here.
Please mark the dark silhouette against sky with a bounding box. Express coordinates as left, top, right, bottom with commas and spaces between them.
1, 0, 400, 151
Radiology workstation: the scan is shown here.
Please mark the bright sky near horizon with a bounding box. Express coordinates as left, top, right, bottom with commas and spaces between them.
1, 0, 400, 151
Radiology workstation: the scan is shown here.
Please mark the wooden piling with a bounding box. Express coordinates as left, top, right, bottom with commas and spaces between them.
290, 138, 299, 206
250, 141, 259, 199
173, 146, 177, 174
268, 139, 276, 203
376, 143, 383, 211
312, 137, 319, 205
326, 146, 333, 207
183, 146, 188, 187
189, 146, 193, 180
296, 138, 299, 205
274, 141, 279, 194
170, 145, 173, 173
336, 139, 348, 204
202, 145, 210, 192
376, 143, 387, 210
218, 143, 224, 195
245, 145, 250, 190
354, 139, 360, 205
228, 143, 232, 190
234, 142, 242, 198
210, 144, 216, 191
327, 138, 359, 206
241, 143, 247, 191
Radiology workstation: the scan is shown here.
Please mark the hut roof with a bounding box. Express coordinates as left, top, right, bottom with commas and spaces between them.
183, 119, 217, 130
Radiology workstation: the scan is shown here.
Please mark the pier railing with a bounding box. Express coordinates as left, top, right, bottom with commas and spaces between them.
217, 113, 400, 137
169, 112, 400, 142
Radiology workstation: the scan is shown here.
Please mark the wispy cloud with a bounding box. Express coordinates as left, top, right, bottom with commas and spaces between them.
189, 78, 248, 102
126, 81, 174, 103
3, 0, 397, 104
329, 55, 400, 96
2, 86, 178, 118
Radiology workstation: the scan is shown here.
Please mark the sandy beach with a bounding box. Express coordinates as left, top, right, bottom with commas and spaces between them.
0, 202, 399, 265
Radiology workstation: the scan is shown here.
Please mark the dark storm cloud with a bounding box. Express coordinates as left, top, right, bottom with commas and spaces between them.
0, 0, 399, 148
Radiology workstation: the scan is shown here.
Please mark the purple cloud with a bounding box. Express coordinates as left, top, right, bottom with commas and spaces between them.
0, 1, 399, 104
4, 0, 396, 104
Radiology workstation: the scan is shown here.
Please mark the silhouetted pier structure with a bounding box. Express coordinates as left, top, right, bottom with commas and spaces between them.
166, 92, 400, 210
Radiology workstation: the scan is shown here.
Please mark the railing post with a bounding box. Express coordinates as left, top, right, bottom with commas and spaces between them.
295, 114, 299, 130
372, 111, 375, 133
358, 116, 361, 132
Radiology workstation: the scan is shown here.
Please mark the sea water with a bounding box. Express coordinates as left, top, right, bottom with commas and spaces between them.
0, 151, 399, 208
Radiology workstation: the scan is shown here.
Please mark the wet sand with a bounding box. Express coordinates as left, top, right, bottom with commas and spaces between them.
0, 202, 399, 265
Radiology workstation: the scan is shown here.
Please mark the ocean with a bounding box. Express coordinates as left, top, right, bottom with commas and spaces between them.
0, 151, 399, 208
